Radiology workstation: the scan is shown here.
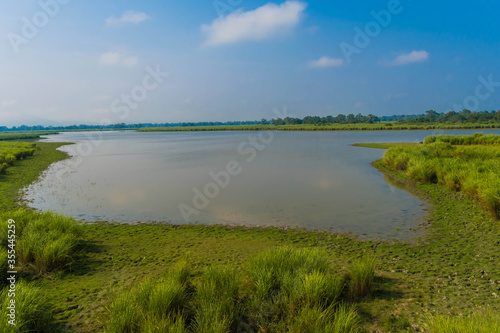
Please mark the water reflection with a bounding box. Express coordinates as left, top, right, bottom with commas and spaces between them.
23, 129, 500, 240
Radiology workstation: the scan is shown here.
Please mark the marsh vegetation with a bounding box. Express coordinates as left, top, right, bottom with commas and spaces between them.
383, 133, 500, 217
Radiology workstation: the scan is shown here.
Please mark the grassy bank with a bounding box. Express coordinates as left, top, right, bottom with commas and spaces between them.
383, 134, 500, 218
0, 136, 499, 331
138, 122, 500, 132
0, 142, 70, 211
0, 133, 44, 141
0, 142, 36, 174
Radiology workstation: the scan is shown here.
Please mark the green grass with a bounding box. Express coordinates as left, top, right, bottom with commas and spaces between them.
249, 247, 330, 300
103, 248, 362, 332
104, 261, 192, 333
425, 311, 500, 332
287, 303, 362, 333
348, 255, 376, 299
0, 209, 83, 273
382, 138, 500, 217
0, 142, 36, 174
0, 280, 57, 332
0, 133, 46, 141
194, 265, 240, 333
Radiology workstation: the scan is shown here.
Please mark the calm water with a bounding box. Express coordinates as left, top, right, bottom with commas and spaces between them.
23, 129, 500, 240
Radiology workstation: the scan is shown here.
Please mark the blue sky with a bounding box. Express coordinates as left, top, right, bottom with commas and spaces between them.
1, 0, 499, 126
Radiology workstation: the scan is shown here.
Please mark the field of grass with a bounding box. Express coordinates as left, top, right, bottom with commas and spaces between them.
0, 132, 60, 141
0, 135, 499, 331
104, 247, 370, 332
383, 135, 500, 218
138, 122, 500, 132
0, 142, 36, 174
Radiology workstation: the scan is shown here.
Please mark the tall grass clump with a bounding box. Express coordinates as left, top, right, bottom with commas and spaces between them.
348, 255, 375, 299
285, 270, 345, 309
0, 209, 82, 273
103, 250, 370, 331
247, 247, 353, 331
383, 137, 500, 218
193, 265, 241, 333
426, 312, 500, 333
249, 247, 330, 300
287, 303, 361, 333
0, 280, 56, 332
105, 261, 191, 333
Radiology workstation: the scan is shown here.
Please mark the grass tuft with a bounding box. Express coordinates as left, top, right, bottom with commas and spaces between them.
194, 265, 240, 333
0, 280, 57, 332
349, 255, 375, 299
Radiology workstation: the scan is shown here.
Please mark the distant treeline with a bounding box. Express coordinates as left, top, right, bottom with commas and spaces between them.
2, 109, 500, 131
271, 114, 379, 125
271, 110, 500, 125
396, 109, 500, 124
0, 121, 262, 132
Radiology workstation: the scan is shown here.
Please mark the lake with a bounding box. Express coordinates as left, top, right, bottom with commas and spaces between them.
23, 129, 500, 240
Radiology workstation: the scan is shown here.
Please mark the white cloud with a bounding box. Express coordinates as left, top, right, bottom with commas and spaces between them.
98, 53, 138, 67
106, 11, 151, 26
99, 52, 120, 65
390, 50, 429, 66
122, 56, 139, 67
308, 56, 344, 68
202, 1, 307, 47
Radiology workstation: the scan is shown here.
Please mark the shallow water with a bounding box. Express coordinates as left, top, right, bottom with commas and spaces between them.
23, 129, 500, 240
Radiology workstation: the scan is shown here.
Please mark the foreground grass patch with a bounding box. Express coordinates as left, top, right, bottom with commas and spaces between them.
0, 280, 56, 332
0, 209, 82, 274
105, 261, 192, 333
425, 311, 500, 333
103, 247, 366, 332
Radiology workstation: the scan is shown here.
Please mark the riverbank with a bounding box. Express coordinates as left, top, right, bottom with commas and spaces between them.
1, 140, 499, 331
